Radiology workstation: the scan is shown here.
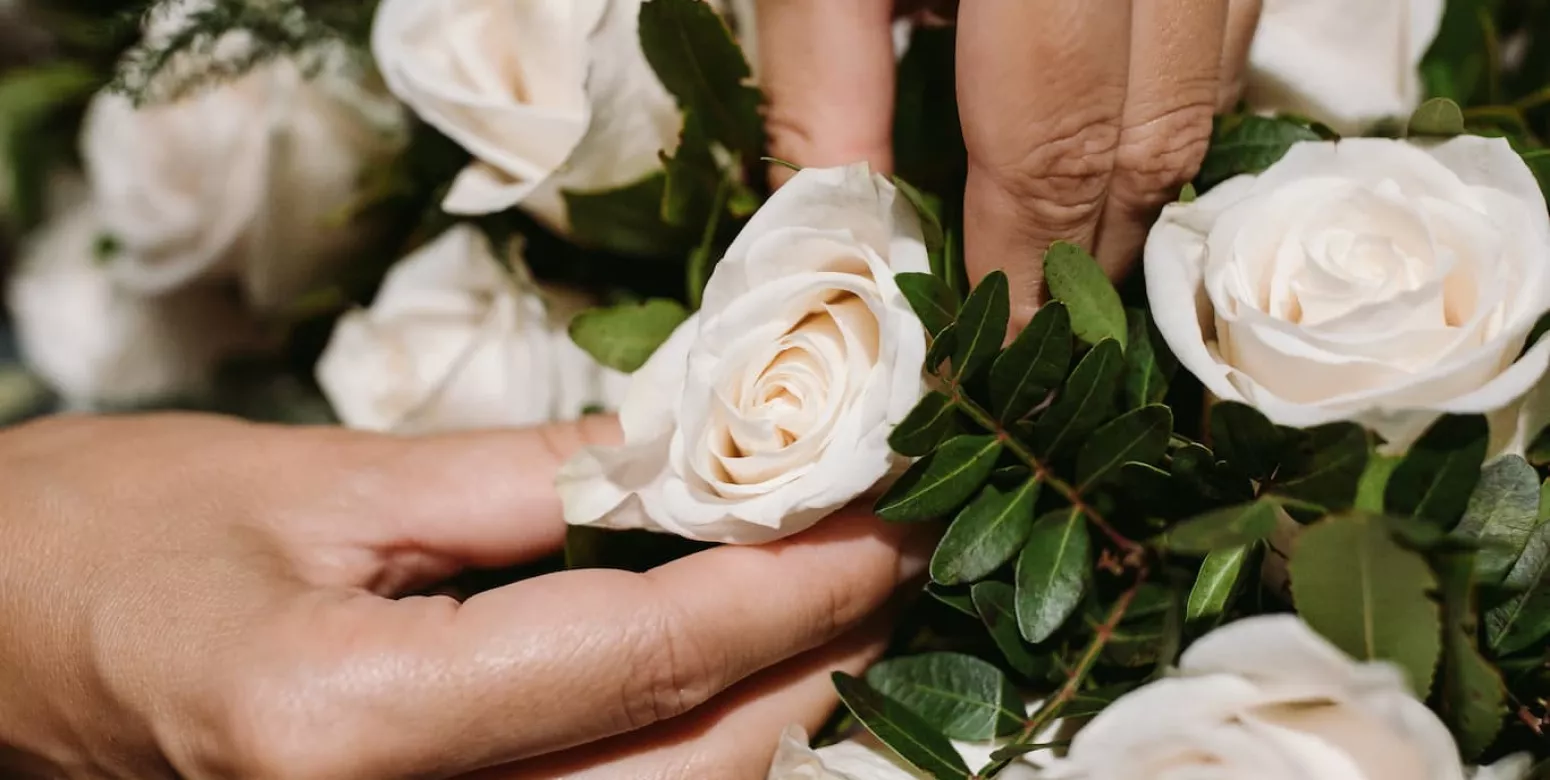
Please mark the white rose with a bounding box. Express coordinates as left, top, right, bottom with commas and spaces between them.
371, 0, 685, 232
1038, 615, 1529, 780
1147, 136, 1550, 453
316, 224, 629, 434
81, 33, 405, 309
557, 164, 929, 545
8, 199, 263, 410
767, 702, 1061, 780
1245, 0, 1444, 135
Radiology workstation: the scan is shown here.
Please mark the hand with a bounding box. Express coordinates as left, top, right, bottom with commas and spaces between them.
0, 414, 928, 779
756, 0, 1263, 330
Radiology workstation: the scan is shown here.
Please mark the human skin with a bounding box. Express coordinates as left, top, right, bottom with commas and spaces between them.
0, 414, 929, 779
756, 0, 1264, 332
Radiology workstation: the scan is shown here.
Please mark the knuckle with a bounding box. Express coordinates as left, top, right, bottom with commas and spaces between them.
618, 589, 723, 731
976, 118, 1122, 237
1111, 101, 1215, 209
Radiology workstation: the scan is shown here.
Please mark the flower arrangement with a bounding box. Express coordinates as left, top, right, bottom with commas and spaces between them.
1, 0, 1548, 777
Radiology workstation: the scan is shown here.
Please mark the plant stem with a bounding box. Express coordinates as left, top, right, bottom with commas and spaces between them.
950, 389, 1144, 555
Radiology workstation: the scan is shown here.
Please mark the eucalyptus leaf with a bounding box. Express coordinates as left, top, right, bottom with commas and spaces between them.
953, 270, 1010, 381
1031, 339, 1124, 458
989, 302, 1071, 423
1291, 512, 1442, 697
1453, 456, 1541, 584
1269, 423, 1369, 512
895, 272, 958, 337
867, 653, 1023, 741
832, 672, 972, 779
1043, 242, 1126, 349
1486, 520, 1550, 655
1015, 508, 1091, 644
1074, 405, 1172, 491
931, 480, 1041, 586
568, 299, 690, 373
1435, 551, 1508, 759
1209, 402, 1285, 481
1196, 114, 1321, 190
876, 435, 1003, 522
1385, 414, 1488, 527
889, 391, 958, 458
971, 581, 1045, 679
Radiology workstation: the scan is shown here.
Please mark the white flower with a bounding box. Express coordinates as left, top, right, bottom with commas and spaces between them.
1146, 136, 1550, 453
1245, 0, 1445, 135
557, 164, 930, 545
316, 224, 628, 434
767, 725, 1051, 780
371, 0, 684, 232
7, 199, 263, 410
1037, 615, 1530, 780
81, 29, 405, 310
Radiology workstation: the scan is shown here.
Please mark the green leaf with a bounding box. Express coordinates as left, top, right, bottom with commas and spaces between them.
1356, 453, 1402, 514
659, 110, 718, 227
1074, 405, 1172, 491
569, 299, 691, 373
1164, 500, 1281, 554
638, 0, 763, 157
831, 672, 971, 779
926, 583, 978, 617
953, 270, 1010, 381
895, 272, 959, 337
876, 435, 1004, 522
989, 302, 1071, 423
1209, 402, 1286, 481
1486, 519, 1550, 654
1196, 114, 1321, 190
1123, 307, 1177, 409
1385, 415, 1489, 527
926, 324, 957, 372
1031, 339, 1124, 458
1186, 545, 1252, 623
1453, 455, 1540, 583
892, 176, 946, 260
866, 653, 1023, 741
1269, 423, 1370, 512
931, 479, 1040, 586
1291, 512, 1442, 697
0, 63, 100, 228
971, 581, 1045, 679
1042, 242, 1126, 349
1408, 97, 1467, 137
1178, 182, 1198, 203
1015, 508, 1091, 644
1435, 551, 1508, 759
889, 391, 958, 458
564, 174, 694, 257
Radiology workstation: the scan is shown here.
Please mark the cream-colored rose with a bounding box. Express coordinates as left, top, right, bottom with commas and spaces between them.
1147, 137, 1550, 453
82, 24, 404, 310
8, 200, 263, 410
767, 724, 1050, 780
557, 164, 929, 545
316, 224, 628, 434
1038, 615, 1529, 780
371, 0, 687, 232
1245, 0, 1444, 136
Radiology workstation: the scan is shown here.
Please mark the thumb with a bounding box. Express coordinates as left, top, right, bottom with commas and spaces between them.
758, 0, 899, 187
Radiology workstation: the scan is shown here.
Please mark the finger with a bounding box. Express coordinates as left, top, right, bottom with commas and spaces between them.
958, 0, 1133, 333
1091, 0, 1227, 276
270, 416, 622, 584
758, 0, 898, 187
1217, 0, 1263, 110
477, 612, 894, 779
238, 509, 929, 779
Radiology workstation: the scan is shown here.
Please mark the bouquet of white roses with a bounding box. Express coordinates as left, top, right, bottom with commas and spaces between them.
1, 0, 1548, 778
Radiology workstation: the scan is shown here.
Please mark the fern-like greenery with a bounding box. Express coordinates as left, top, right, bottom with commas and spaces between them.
107, 0, 377, 105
